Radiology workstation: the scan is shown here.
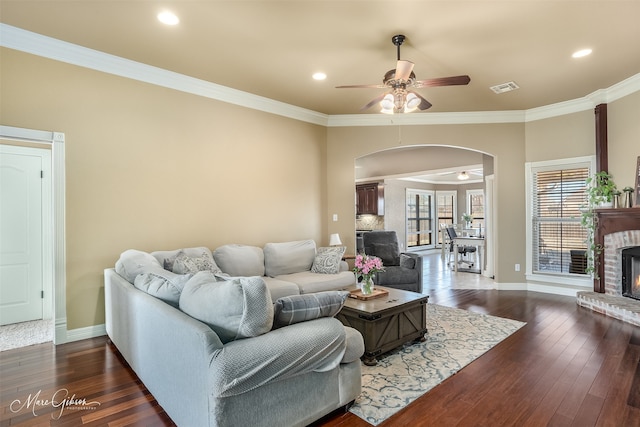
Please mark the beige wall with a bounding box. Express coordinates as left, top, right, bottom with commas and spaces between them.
524, 110, 595, 162
2, 45, 639, 331
326, 123, 526, 283
1, 48, 327, 329
608, 90, 640, 191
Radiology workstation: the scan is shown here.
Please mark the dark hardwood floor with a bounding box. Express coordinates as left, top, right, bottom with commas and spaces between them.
2, 254, 640, 426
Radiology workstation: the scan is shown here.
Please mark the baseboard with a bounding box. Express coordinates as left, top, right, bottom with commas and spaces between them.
493, 282, 583, 297
495, 283, 528, 291
57, 323, 107, 344
526, 282, 585, 297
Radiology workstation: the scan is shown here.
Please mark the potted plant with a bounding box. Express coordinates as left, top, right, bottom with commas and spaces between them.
461, 213, 473, 228
585, 171, 617, 207
581, 171, 617, 277
353, 253, 385, 295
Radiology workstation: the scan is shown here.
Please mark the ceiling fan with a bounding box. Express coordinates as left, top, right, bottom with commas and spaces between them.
336, 34, 471, 114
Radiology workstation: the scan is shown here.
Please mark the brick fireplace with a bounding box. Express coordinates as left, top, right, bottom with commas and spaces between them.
576, 208, 640, 326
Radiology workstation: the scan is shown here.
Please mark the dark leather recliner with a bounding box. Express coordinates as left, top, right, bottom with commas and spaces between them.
362, 231, 423, 293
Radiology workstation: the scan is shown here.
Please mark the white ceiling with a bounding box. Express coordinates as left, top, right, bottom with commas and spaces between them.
2, 1, 639, 116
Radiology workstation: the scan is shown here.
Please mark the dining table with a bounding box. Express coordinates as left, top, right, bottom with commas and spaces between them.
452, 235, 485, 273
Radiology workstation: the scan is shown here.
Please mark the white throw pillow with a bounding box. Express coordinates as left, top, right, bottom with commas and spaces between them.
179, 271, 273, 343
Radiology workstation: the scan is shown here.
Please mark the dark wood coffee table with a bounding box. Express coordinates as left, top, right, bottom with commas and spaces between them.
336, 286, 429, 366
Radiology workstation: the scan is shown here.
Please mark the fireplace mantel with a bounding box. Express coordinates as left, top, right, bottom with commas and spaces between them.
593, 207, 640, 292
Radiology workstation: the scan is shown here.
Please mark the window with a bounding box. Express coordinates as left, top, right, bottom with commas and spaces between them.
436, 191, 456, 245
406, 189, 434, 248
466, 189, 485, 229
526, 157, 593, 280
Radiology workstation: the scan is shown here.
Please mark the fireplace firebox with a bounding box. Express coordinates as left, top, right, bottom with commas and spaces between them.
622, 247, 640, 300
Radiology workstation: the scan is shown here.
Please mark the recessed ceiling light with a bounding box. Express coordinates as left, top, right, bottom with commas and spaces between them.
312, 72, 327, 81
158, 11, 179, 25
572, 48, 592, 58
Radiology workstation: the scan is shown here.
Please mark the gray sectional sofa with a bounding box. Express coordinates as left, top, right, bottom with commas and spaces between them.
104, 240, 364, 427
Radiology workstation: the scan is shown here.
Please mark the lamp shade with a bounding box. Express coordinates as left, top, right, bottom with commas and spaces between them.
329, 233, 342, 246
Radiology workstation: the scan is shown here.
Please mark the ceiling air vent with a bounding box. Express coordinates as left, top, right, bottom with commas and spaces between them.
490, 81, 520, 94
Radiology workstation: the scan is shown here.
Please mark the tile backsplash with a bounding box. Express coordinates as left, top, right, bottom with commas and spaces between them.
356, 215, 385, 230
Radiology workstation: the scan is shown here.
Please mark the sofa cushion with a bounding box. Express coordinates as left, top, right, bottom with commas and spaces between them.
264, 240, 316, 277
134, 266, 193, 306
272, 291, 349, 329
275, 271, 355, 294
311, 246, 346, 274
115, 249, 163, 283
213, 244, 265, 277
371, 242, 400, 266
261, 277, 300, 302
376, 266, 419, 286
179, 271, 273, 343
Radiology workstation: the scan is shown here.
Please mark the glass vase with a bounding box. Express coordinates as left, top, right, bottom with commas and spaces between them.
361, 276, 375, 295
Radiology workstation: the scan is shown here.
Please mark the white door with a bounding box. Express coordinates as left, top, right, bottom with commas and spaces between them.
0, 145, 50, 325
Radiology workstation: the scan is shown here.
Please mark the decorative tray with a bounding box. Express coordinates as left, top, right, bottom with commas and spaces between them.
349, 288, 389, 300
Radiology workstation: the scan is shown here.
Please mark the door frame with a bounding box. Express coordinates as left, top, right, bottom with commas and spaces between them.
484, 174, 495, 278
0, 125, 66, 344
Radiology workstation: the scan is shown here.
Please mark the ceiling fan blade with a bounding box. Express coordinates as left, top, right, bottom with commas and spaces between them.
410, 91, 433, 110
414, 75, 471, 88
361, 92, 389, 111
335, 84, 387, 89
395, 60, 414, 81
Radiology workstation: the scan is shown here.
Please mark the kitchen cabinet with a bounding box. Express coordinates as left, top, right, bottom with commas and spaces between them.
356, 183, 384, 215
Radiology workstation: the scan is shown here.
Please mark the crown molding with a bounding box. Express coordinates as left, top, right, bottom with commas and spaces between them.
2, 24, 639, 128
524, 73, 640, 122
327, 110, 525, 127
0, 24, 330, 126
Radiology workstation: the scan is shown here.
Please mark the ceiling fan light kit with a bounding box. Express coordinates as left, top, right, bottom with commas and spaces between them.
336, 34, 471, 114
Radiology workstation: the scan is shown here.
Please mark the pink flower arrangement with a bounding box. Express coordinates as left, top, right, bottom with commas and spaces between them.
353, 253, 385, 279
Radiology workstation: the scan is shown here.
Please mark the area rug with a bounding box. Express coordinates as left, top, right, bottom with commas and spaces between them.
0, 319, 53, 352
349, 304, 526, 425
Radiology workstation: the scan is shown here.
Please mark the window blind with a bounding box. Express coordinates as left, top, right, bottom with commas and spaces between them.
531, 166, 589, 275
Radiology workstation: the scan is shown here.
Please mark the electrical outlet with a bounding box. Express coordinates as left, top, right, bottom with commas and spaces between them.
515, 263, 521, 272
332, 214, 338, 222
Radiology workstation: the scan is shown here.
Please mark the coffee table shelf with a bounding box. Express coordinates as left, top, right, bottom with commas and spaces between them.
336, 286, 429, 366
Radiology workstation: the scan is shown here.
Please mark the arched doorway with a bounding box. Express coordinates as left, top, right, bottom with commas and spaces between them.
355, 145, 495, 278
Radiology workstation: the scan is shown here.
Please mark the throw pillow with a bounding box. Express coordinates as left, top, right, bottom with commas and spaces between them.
172, 250, 224, 275
272, 291, 349, 329
134, 266, 193, 306
311, 246, 346, 274
115, 249, 163, 283
400, 253, 416, 269
179, 271, 273, 343
371, 242, 400, 266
